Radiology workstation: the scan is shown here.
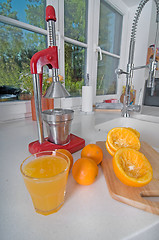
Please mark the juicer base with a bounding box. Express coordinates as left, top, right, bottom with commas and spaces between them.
28, 134, 85, 154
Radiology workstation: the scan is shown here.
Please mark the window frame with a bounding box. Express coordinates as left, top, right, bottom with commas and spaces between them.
57, 0, 129, 108
0, 0, 129, 121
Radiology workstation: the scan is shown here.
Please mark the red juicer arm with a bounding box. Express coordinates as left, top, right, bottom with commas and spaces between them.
30, 46, 59, 74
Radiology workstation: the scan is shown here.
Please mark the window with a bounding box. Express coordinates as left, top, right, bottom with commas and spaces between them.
64, 0, 88, 97
60, 0, 124, 106
0, 0, 47, 101
0, 0, 127, 118
64, 0, 87, 43
65, 43, 86, 96
97, 55, 120, 95
97, 0, 122, 96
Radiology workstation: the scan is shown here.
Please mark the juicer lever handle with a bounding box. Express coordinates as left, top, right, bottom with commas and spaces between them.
46, 5, 56, 22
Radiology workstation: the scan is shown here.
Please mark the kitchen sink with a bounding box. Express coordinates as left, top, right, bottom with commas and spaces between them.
132, 113, 159, 123
95, 117, 159, 151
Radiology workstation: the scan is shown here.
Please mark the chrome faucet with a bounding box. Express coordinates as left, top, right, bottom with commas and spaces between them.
116, 0, 159, 117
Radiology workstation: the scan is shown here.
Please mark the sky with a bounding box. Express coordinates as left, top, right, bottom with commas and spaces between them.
2, 0, 28, 23
12, 0, 27, 22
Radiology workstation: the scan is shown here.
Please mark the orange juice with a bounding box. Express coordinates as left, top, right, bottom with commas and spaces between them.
20, 151, 70, 215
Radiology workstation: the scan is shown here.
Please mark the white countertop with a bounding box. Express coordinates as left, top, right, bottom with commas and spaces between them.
0, 110, 159, 240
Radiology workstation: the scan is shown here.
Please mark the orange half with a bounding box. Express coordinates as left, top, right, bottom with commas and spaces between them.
107, 127, 141, 152
113, 148, 153, 187
125, 127, 140, 138
106, 141, 115, 156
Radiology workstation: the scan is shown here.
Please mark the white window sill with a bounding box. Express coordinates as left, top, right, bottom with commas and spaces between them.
0, 100, 32, 122
0, 94, 119, 123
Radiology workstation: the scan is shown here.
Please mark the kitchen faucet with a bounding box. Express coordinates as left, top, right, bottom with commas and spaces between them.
116, 0, 159, 117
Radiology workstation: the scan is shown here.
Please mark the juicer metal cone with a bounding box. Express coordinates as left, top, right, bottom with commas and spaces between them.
44, 80, 70, 98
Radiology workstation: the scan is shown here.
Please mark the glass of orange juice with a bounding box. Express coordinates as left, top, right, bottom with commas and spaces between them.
20, 151, 70, 215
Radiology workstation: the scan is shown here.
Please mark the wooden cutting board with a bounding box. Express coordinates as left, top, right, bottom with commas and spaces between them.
96, 141, 159, 215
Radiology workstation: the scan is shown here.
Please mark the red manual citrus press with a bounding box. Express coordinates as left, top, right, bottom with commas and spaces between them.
29, 5, 85, 154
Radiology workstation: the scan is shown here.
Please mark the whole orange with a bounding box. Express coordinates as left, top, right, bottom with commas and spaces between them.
81, 144, 103, 165
56, 149, 73, 171
72, 158, 98, 185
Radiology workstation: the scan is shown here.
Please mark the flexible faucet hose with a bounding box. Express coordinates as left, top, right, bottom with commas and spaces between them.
131, 0, 159, 41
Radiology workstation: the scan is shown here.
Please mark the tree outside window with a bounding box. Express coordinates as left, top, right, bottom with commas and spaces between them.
0, 0, 47, 101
